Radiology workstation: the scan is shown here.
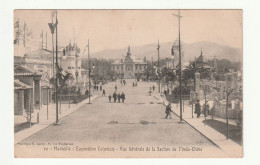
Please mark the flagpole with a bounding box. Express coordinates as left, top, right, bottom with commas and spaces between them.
17, 19, 19, 46
88, 39, 91, 104
52, 14, 55, 79
46, 32, 47, 49
55, 11, 59, 124
178, 10, 183, 122
41, 30, 43, 49
23, 21, 26, 47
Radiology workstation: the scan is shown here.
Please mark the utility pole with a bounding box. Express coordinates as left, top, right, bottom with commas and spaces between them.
157, 40, 160, 93
46, 32, 48, 49
173, 10, 183, 121
41, 29, 43, 49
55, 11, 59, 124
88, 39, 91, 104
23, 22, 26, 47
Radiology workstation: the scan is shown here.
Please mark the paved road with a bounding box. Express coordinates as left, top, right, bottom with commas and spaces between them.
21, 80, 222, 156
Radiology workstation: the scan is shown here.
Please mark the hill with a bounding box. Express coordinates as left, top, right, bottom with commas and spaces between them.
82, 41, 242, 63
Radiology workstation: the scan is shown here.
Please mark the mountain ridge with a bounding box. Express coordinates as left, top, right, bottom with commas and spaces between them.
82, 41, 242, 63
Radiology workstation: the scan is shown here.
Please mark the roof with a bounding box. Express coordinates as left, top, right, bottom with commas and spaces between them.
25, 49, 63, 59
14, 65, 42, 76
14, 79, 32, 89
112, 59, 123, 65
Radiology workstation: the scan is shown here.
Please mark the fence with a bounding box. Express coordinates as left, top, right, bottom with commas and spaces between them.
57, 94, 89, 104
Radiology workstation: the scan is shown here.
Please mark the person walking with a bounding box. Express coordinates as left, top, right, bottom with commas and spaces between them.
102, 89, 106, 97
118, 93, 121, 103
203, 100, 210, 117
108, 95, 112, 103
115, 85, 117, 90
121, 92, 125, 103
152, 85, 155, 91
165, 103, 173, 119
100, 85, 102, 91
195, 100, 201, 118
85, 89, 89, 96
113, 92, 117, 103
132, 82, 135, 87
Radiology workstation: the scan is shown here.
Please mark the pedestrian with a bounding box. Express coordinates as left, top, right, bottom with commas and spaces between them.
118, 93, 121, 103
195, 100, 201, 118
121, 92, 125, 103
167, 88, 169, 94
100, 85, 102, 91
102, 89, 106, 97
153, 85, 155, 91
203, 101, 210, 117
133, 82, 134, 87
164, 90, 167, 96
165, 102, 173, 119
135, 82, 137, 87
149, 88, 152, 96
113, 92, 117, 103
115, 85, 117, 90
108, 95, 112, 103
85, 89, 89, 96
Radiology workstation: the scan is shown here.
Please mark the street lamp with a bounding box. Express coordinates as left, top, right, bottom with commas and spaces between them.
87, 39, 95, 104
157, 40, 160, 93
173, 10, 183, 122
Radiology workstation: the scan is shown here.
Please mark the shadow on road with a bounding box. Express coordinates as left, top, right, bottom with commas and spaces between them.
203, 119, 242, 145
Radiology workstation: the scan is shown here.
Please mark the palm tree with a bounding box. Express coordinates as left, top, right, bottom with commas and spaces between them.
182, 61, 197, 89
182, 60, 211, 90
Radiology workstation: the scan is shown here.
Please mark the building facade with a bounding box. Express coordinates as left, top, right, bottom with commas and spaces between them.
111, 46, 147, 79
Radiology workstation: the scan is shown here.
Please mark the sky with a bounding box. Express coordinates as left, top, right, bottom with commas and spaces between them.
14, 10, 242, 54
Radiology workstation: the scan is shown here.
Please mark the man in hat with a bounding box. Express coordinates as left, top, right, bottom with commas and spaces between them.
195, 100, 201, 118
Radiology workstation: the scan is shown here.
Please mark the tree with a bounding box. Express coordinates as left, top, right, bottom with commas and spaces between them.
182, 60, 211, 90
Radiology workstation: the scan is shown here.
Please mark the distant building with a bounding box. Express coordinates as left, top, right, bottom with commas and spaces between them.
195, 50, 211, 69
13, 43, 86, 116
14, 42, 85, 84
111, 46, 147, 79
61, 43, 82, 81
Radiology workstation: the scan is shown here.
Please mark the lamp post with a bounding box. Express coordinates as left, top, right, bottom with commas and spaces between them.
55, 11, 59, 124
87, 39, 95, 104
157, 40, 160, 93
173, 10, 183, 121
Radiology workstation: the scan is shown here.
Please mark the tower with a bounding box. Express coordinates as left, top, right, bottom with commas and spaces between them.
127, 45, 131, 57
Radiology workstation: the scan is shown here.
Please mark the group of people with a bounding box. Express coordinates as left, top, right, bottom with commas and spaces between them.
132, 82, 137, 87
94, 85, 103, 91
194, 100, 210, 118
149, 85, 156, 95
108, 92, 126, 103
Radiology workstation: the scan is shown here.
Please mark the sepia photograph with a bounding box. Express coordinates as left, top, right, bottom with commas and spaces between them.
13, 9, 243, 158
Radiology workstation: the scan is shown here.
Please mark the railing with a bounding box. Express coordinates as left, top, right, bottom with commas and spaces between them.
165, 94, 190, 103
57, 94, 89, 104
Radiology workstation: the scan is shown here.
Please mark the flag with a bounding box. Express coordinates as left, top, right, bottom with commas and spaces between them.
48, 23, 56, 34
14, 20, 19, 28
